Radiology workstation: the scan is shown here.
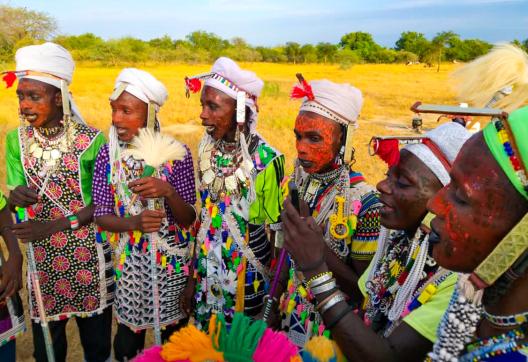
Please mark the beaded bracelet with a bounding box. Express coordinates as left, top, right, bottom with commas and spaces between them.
483, 308, 528, 327
325, 304, 355, 329
319, 293, 347, 314
307, 272, 333, 289
310, 279, 337, 295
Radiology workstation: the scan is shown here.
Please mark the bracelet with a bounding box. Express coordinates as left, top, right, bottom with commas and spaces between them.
319, 293, 347, 314
316, 290, 341, 311
307, 272, 333, 289
310, 279, 337, 295
297, 255, 325, 272
325, 304, 355, 329
317, 290, 340, 311
67, 215, 79, 230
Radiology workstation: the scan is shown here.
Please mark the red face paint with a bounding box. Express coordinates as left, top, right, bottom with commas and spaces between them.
16, 78, 62, 128
428, 134, 524, 273
294, 111, 341, 174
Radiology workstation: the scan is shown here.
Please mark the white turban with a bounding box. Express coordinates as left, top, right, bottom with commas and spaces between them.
204, 57, 263, 126
405, 122, 471, 185
299, 80, 363, 126
15, 42, 85, 123
113, 68, 168, 110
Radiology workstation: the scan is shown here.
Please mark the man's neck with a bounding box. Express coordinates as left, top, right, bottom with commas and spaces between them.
479, 272, 528, 338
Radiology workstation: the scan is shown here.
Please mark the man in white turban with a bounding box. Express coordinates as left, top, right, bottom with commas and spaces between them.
92, 68, 197, 361
269, 75, 382, 347
182, 57, 285, 330
6, 42, 113, 362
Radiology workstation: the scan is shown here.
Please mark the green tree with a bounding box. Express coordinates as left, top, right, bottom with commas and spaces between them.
256, 46, 286, 62
0, 5, 57, 60
430, 31, 459, 71
316, 42, 337, 63
340, 31, 381, 61
186, 30, 228, 59
300, 44, 317, 63
395, 31, 430, 61
284, 42, 301, 63
148, 35, 174, 50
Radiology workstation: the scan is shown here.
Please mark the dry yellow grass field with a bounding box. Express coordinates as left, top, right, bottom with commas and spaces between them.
0, 62, 459, 361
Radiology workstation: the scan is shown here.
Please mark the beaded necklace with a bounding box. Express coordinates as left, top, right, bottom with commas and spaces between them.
364, 228, 441, 335
108, 140, 191, 280
199, 136, 254, 203
459, 326, 528, 362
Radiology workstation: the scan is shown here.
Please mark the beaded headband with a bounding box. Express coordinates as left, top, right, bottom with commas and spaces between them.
291, 73, 352, 126
184, 72, 257, 102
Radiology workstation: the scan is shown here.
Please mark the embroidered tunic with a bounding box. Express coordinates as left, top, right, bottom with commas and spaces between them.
194, 135, 284, 330
281, 166, 382, 347
6, 124, 114, 322
92, 144, 196, 331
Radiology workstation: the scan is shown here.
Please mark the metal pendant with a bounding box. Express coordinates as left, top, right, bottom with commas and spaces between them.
213, 177, 223, 193
202, 169, 215, 185
235, 167, 246, 182
29, 142, 38, 154
200, 158, 211, 172
225, 175, 238, 192
32, 146, 44, 159
50, 149, 61, 160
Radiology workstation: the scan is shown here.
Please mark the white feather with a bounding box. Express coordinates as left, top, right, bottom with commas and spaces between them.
122, 128, 186, 168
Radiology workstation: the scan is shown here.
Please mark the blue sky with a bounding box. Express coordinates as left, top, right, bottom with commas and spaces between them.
5, 0, 528, 46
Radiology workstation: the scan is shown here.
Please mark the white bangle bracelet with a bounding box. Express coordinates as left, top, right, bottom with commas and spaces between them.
310, 279, 337, 295
319, 293, 347, 314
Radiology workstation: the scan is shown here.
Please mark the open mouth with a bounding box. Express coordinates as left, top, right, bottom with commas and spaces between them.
22, 114, 38, 122
115, 127, 128, 136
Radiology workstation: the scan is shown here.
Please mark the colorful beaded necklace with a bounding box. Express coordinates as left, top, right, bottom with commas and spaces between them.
459, 325, 528, 362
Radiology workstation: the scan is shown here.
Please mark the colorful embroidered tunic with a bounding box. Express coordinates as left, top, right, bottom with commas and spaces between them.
281, 165, 382, 347
92, 143, 196, 331
194, 135, 284, 330
0, 192, 25, 346
6, 124, 114, 322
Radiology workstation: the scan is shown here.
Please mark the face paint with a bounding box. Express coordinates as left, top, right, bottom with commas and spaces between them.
428, 133, 527, 273
294, 111, 342, 174
199, 86, 237, 141
376, 150, 443, 232
110, 91, 148, 142
16, 78, 62, 128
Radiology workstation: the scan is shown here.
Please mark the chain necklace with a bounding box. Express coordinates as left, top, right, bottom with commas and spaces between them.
25, 120, 74, 169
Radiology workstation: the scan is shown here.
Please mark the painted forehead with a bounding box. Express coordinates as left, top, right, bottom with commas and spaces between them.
451, 134, 505, 200
295, 111, 338, 131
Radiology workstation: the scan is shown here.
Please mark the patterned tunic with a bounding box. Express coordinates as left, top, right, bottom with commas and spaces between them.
281, 166, 382, 347
6, 124, 114, 322
194, 136, 284, 330
92, 143, 197, 331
